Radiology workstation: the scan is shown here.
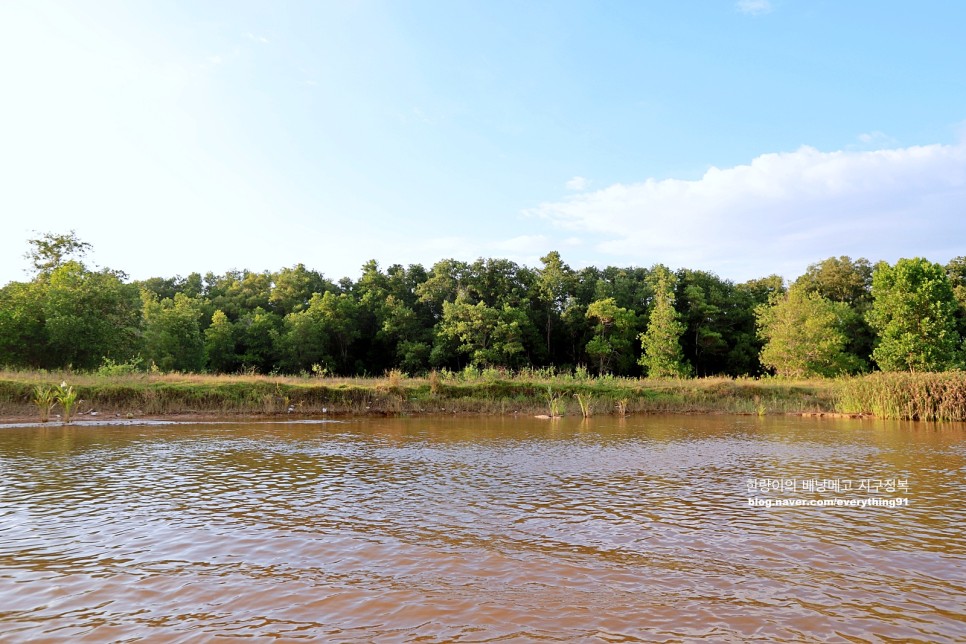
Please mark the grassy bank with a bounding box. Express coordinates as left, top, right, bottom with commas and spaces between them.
9, 368, 964, 423
836, 371, 966, 422
0, 368, 840, 422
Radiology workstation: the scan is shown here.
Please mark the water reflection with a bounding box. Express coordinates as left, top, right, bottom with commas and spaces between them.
1, 415, 964, 641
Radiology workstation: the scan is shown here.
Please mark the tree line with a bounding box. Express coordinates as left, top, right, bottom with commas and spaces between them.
1, 232, 964, 378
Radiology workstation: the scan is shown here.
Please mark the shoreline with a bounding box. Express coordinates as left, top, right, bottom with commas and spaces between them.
2, 369, 963, 422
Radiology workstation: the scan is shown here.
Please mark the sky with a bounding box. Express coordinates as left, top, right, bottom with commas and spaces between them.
1, 0, 965, 286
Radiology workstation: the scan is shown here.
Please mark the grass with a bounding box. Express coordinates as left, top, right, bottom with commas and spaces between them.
0, 367, 847, 420
6, 367, 965, 422
835, 371, 966, 422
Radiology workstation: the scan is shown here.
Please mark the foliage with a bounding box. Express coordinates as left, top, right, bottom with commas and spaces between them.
836, 371, 966, 421
867, 258, 961, 371
55, 381, 78, 424
204, 310, 238, 373
536, 251, 576, 356
585, 298, 637, 374
1, 234, 964, 380
756, 284, 865, 378
793, 255, 875, 365
33, 384, 57, 422
794, 256, 873, 305
25, 230, 92, 276
43, 262, 142, 370
141, 291, 206, 372
639, 266, 690, 378
439, 299, 529, 368
97, 357, 146, 376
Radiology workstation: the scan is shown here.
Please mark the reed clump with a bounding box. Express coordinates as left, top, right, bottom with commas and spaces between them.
836, 371, 966, 421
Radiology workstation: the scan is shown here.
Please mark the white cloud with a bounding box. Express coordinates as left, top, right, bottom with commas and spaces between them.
855, 130, 898, 148
529, 142, 966, 281
566, 176, 589, 191
244, 32, 270, 44
737, 0, 773, 16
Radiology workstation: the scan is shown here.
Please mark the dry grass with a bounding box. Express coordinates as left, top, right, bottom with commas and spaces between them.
0, 367, 841, 420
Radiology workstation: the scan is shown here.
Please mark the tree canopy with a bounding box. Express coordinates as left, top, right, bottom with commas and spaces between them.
2, 233, 965, 377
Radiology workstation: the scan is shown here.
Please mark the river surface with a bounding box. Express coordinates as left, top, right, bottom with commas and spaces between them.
1, 415, 965, 642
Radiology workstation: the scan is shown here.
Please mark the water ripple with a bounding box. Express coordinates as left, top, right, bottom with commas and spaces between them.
0, 415, 964, 641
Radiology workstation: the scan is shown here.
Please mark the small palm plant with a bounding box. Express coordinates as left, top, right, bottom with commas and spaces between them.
55, 382, 78, 424
33, 385, 57, 423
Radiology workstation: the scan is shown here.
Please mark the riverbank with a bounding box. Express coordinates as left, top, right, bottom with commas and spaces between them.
0, 369, 837, 422
3, 369, 964, 423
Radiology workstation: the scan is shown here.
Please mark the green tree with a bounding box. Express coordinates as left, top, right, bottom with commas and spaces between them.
756, 284, 863, 378
235, 307, 283, 373
205, 309, 238, 373
278, 292, 361, 374
867, 258, 961, 371
536, 251, 575, 357
585, 298, 637, 374
945, 256, 966, 339
793, 256, 875, 365
639, 267, 690, 378
269, 264, 334, 316
43, 262, 141, 369
0, 280, 47, 367
439, 299, 528, 368
141, 292, 206, 372
25, 230, 92, 276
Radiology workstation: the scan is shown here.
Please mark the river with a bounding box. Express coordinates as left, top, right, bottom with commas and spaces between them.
1, 415, 964, 642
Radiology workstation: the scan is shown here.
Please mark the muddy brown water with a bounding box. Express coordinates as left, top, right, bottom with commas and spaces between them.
1, 415, 964, 642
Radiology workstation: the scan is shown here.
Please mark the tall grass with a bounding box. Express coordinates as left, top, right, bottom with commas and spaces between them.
836, 372, 966, 421
0, 367, 841, 419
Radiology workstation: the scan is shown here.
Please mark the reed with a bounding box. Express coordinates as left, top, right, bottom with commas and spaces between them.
546, 387, 565, 417
574, 393, 592, 418
615, 398, 628, 418
835, 371, 966, 421
0, 368, 842, 419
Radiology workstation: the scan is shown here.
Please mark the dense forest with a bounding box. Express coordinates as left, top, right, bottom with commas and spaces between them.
1, 232, 964, 378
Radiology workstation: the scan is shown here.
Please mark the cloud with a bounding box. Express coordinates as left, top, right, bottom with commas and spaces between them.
528, 142, 966, 281
566, 176, 589, 191
853, 130, 898, 149
244, 32, 270, 44
736, 0, 773, 16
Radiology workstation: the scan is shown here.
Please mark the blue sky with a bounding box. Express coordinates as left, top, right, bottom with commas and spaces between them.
2, 0, 965, 286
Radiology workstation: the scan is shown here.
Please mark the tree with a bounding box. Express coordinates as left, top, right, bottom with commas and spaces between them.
756, 284, 863, 378
277, 292, 361, 374
793, 256, 875, 365
439, 299, 528, 368
141, 292, 206, 372
269, 264, 334, 316
43, 262, 141, 369
536, 251, 576, 357
945, 256, 966, 340
867, 258, 961, 371
235, 307, 283, 373
795, 256, 873, 306
585, 298, 637, 374
639, 267, 690, 378
0, 280, 47, 367
25, 230, 92, 276
205, 309, 238, 373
